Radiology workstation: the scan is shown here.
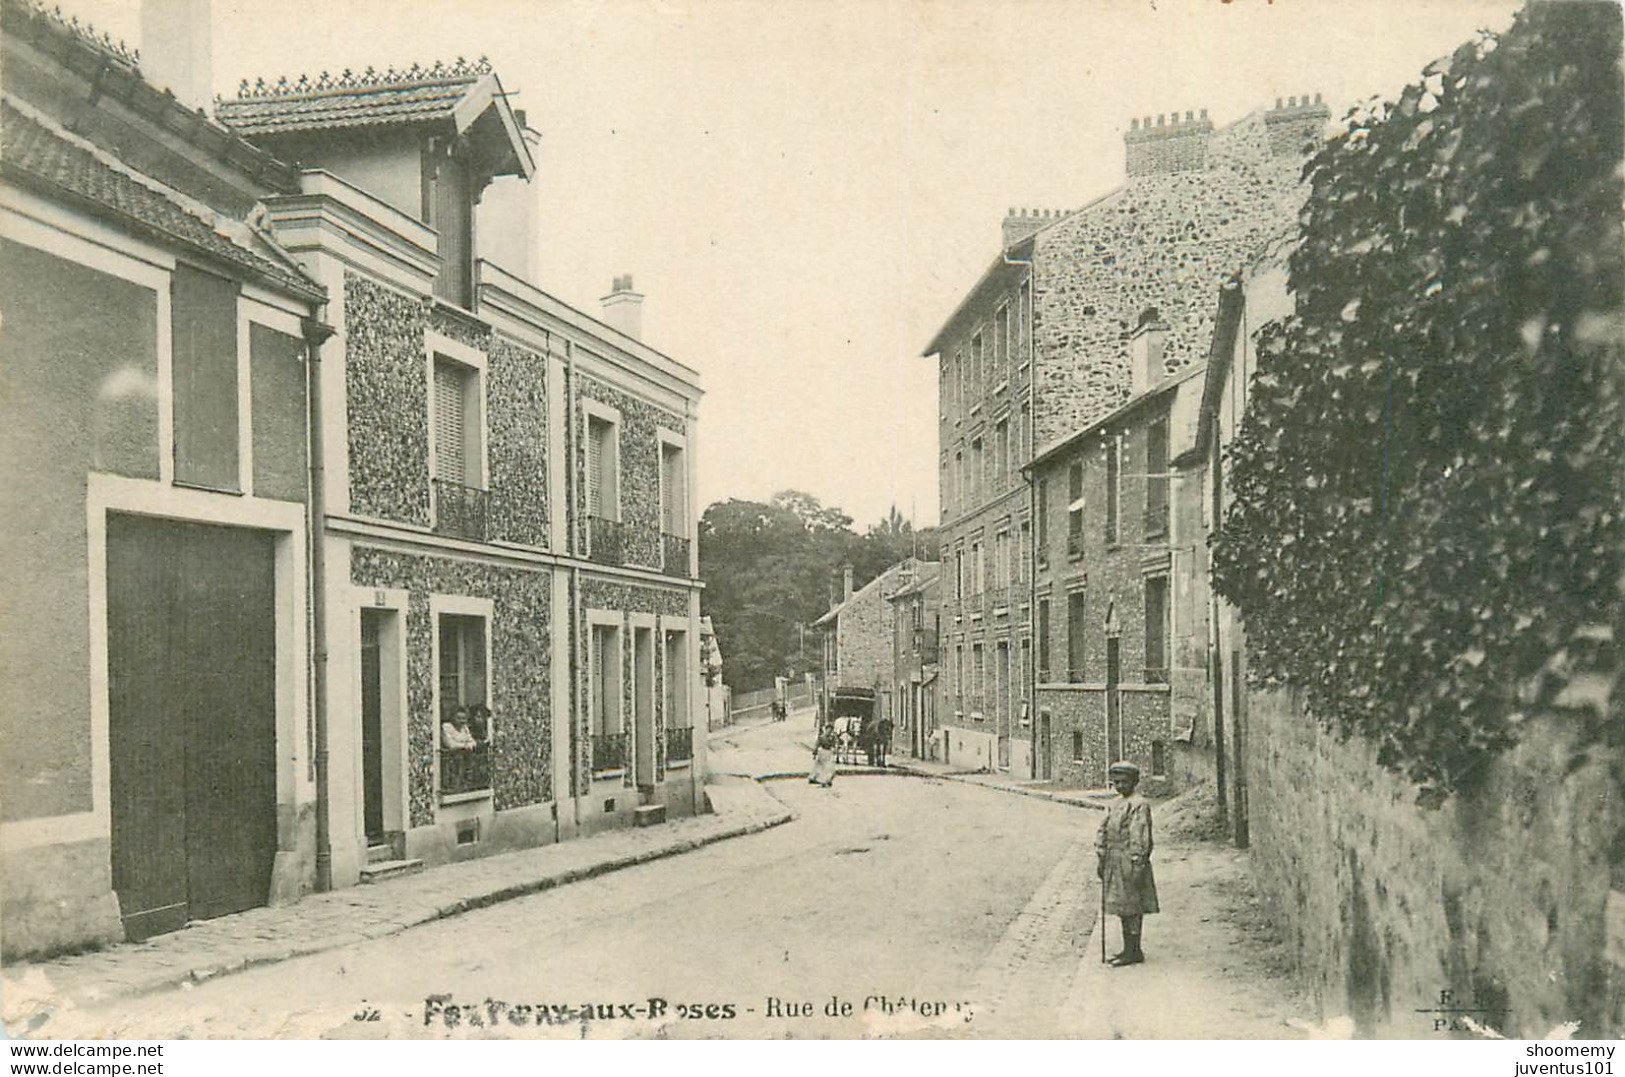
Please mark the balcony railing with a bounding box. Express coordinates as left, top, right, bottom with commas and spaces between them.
1144, 666, 1170, 685
1067, 531, 1085, 561
662, 532, 692, 576
591, 731, 630, 775
588, 515, 627, 565
433, 479, 489, 541
440, 743, 491, 796
664, 725, 693, 762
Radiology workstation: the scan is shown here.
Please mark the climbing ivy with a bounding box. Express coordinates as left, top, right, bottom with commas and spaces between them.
1211, 3, 1623, 797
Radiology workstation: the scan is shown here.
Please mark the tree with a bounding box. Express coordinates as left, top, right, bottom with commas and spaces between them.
1210, 3, 1623, 796
698, 494, 939, 691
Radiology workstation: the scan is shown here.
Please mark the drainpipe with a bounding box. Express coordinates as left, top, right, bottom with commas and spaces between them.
302, 314, 337, 891
565, 338, 585, 830
1002, 246, 1037, 780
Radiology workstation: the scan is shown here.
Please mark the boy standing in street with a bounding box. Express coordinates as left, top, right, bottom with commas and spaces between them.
1095, 761, 1159, 966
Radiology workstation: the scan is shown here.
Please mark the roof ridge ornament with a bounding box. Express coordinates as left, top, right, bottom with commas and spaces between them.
13, 0, 142, 67
229, 54, 494, 100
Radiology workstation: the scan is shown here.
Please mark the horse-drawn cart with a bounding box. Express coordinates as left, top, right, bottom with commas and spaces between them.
823, 686, 877, 766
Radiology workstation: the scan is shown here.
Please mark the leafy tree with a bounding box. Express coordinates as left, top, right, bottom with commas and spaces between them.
699, 493, 937, 691
1211, 3, 1623, 797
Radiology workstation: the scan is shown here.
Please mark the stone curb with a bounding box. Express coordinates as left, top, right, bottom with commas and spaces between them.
27, 789, 794, 1010
891, 764, 1109, 811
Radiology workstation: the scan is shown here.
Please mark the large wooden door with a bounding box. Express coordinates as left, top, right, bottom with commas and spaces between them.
107, 515, 277, 938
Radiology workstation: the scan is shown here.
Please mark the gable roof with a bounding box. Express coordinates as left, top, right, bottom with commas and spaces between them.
813, 559, 934, 627
1, 99, 324, 302
217, 59, 535, 180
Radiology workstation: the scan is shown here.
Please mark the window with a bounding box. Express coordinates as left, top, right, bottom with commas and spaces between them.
587, 415, 617, 519
1146, 418, 1169, 537
1152, 740, 1167, 777
1106, 436, 1121, 546
1017, 280, 1031, 365
1037, 599, 1051, 680
1072, 730, 1084, 762
1019, 638, 1030, 715
995, 530, 1010, 594
974, 541, 986, 598
955, 547, 965, 601
431, 344, 487, 539
660, 439, 686, 535
1036, 478, 1049, 564
971, 331, 984, 400
1067, 591, 1087, 682
955, 645, 965, 705
971, 438, 984, 505
590, 620, 627, 774
994, 306, 1008, 379
996, 641, 1010, 723
1018, 520, 1030, 584
660, 437, 689, 574
1145, 576, 1170, 683
1067, 461, 1085, 559
955, 449, 965, 512
996, 420, 1009, 484
429, 152, 475, 308
972, 643, 985, 713
952, 349, 963, 418
438, 613, 490, 796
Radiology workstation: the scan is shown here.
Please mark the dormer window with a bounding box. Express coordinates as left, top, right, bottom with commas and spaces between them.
428, 147, 475, 309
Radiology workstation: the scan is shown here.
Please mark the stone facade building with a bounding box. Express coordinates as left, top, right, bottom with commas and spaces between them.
0, 0, 705, 957
887, 564, 941, 759
1029, 333, 1206, 790
814, 560, 930, 730
923, 95, 1326, 784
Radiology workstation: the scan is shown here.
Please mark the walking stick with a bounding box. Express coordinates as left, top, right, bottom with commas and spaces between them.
1100, 875, 1107, 965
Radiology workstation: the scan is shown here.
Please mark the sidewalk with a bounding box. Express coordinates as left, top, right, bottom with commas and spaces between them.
1059, 784, 1322, 1039
1, 776, 790, 1018
893, 756, 1113, 811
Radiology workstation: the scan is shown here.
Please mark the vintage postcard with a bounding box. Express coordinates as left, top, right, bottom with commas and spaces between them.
1, 0, 1619, 1065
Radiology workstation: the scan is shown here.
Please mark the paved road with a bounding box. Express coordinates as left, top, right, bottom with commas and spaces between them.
47, 723, 1104, 1040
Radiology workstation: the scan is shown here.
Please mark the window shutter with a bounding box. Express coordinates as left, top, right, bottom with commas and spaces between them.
434, 361, 465, 483
586, 420, 603, 516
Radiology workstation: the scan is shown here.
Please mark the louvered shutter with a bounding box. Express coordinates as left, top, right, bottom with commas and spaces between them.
586, 420, 603, 516
434, 361, 465, 483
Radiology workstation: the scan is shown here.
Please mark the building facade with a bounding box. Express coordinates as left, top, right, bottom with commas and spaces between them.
1029, 340, 1206, 790
0, 0, 326, 955
219, 60, 706, 875
814, 559, 929, 730
1, 0, 706, 957
887, 564, 941, 759
924, 96, 1326, 785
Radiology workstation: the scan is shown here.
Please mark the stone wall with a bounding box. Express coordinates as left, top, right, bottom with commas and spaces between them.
350, 546, 553, 825
344, 273, 550, 546
579, 577, 691, 791
1030, 109, 1314, 447
836, 583, 892, 694
1245, 691, 1623, 1038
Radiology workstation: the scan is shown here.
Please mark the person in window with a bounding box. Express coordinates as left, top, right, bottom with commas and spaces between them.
441, 706, 478, 751
466, 703, 491, 745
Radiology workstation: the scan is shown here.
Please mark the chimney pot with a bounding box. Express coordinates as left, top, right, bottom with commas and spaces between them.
1275, 97, 1284, 110
1200, 108, 1209, 119
1131, 118, 1140, 130
843, 565, 854, 603
600, 274, 644, 339
1185, 110, 1193, 122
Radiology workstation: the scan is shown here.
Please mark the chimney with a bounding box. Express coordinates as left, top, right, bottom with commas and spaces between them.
843, 565, 854, 603
1264, 92, 1331, 158
1002, 207, 1064, 249
1124, 108, 1213, 178
600, 274, 644, 340
1128, 308, 1168, 394
141, 0, 214, 113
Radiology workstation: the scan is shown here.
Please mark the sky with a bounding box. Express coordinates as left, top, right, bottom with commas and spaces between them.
81, 0, 1521, 530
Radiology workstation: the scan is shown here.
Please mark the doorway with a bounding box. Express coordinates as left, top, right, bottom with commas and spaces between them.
1039, 711, 1053, 780
107, 514, 278, 940
1105, 636, 1122, 782
633, 626, 656, 787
